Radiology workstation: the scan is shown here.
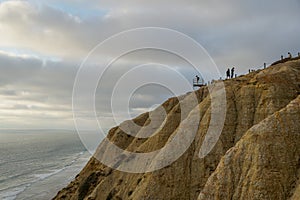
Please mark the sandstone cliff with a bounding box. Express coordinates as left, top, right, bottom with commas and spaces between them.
54, 58, 300, 200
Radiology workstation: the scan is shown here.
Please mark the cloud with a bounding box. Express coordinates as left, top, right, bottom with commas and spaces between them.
0, 51, 183, 130
0, 1, 88, 58
0, 51, 78, 129
0, 50, 43, 85
0, 0, 300, 130
1, 0, 299, 62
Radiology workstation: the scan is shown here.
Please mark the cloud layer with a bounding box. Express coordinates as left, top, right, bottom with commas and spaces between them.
0, 0, 299, 130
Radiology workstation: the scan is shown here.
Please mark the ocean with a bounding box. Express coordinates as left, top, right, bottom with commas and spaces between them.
0, 130, 91, 200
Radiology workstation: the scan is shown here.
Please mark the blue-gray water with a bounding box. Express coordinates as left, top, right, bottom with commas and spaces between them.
0, 130, 90, 200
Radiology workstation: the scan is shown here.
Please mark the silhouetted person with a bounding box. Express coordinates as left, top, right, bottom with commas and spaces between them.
226, 68, 230, 79
288, 52, 292, 59
281, 55, 284, 60
196, 75, 200, 84
231, 67, 235, 79
298, 52, 300, 57
248, 69, 251, 73
264, 63, 266, 69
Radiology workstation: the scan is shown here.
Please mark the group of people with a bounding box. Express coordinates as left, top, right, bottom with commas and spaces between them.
194, 52, 300, 87
281, 52, 300, 60
281, 52, 293, 60
226, 67, 235, 79
194, 66, 235, 86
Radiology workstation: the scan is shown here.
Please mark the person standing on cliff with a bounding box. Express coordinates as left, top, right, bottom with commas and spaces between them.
231, 67, 235, 79
226, 68, 230, 79
195, 75, 200, 84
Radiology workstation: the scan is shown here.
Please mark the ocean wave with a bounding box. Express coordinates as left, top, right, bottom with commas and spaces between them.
0, 151, 88, 200
34, 168, 65, 181
0, 183, 30, 200
33, 151, 87, 181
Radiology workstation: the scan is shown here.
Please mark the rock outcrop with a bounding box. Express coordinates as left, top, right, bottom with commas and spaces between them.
54, 58, 300, 200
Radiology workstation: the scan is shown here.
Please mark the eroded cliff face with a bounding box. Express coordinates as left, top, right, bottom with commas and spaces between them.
199, 95, 300, 200
54, 59, 300, 200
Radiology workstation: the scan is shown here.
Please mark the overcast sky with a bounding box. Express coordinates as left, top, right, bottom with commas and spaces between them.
0, 0, 299, 130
